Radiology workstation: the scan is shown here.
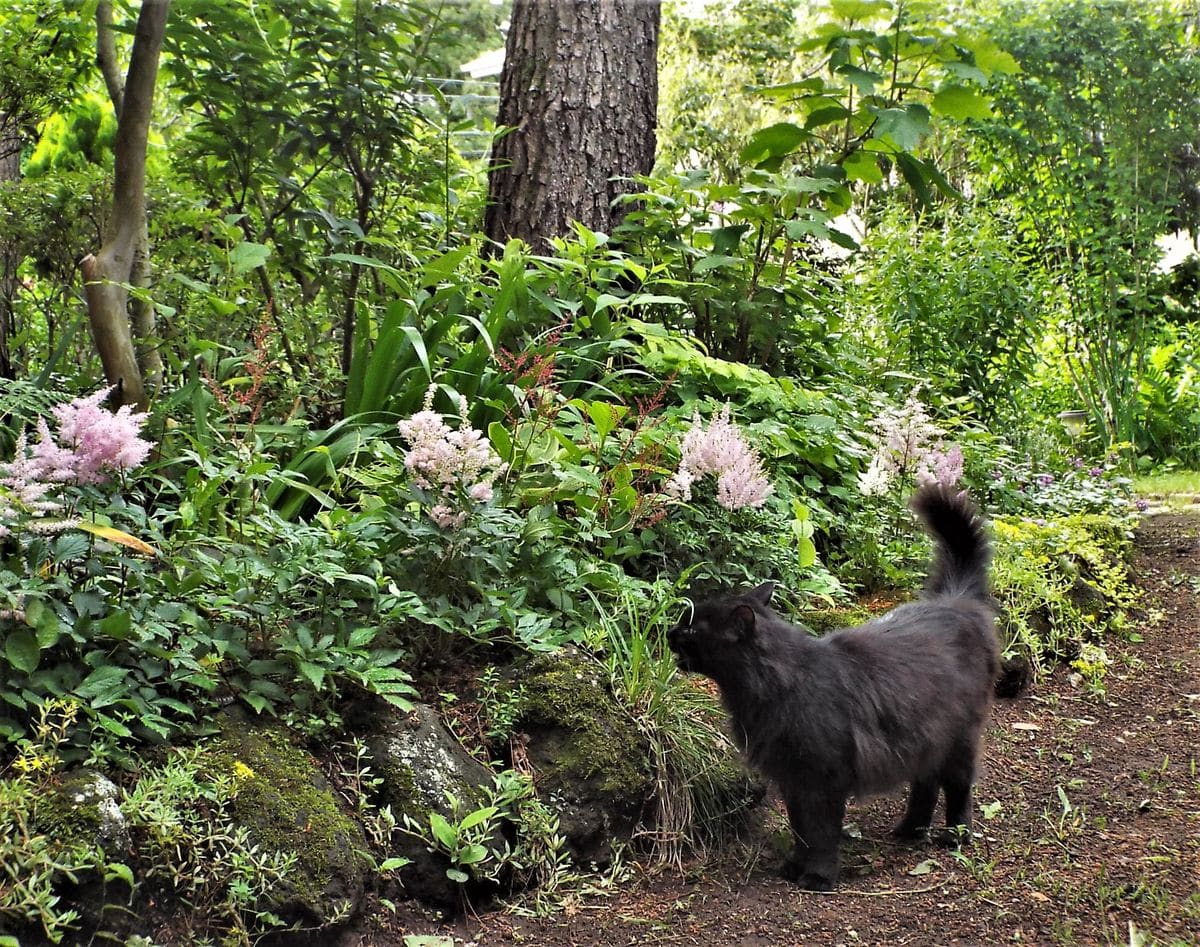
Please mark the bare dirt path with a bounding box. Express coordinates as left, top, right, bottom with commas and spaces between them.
349, 513, 1200, 947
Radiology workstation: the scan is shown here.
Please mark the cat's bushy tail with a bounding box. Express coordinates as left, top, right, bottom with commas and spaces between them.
912, 485, 991, 601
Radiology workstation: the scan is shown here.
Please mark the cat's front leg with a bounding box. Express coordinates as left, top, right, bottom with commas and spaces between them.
780, 786, 846, 891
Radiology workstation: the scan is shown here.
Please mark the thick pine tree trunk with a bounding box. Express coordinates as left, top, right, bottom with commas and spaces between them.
484, 0, 660, 252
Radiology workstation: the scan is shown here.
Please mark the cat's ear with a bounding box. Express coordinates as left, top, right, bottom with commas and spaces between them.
748, 581, 776, 606
731, 603, 757, 641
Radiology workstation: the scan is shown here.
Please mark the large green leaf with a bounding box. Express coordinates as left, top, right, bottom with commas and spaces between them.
5, 629, 40, 674
420, 245, 473, 286
830, 0, 892, 18
457, 805, 498, 831
739, 122, 810, 167
74, 665, 129, 708
835, 64, 882, 95
969, 39, 1020, 76
931, 85, 994, 120
843, 148, 884, 184
694, 254, 742, 274
870, 104, 931, 152
227, 241, 271, 275
267, 414, 395, 520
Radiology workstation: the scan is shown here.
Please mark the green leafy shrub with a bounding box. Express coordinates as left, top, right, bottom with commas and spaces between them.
0, 701, 299, 946
1135, 325, 1200, 468
982, 453, 1137, 518
846, 204, 1044, 426
0, 391, 416, 758
0, 701, 108, 945
991, 513, 1137, 676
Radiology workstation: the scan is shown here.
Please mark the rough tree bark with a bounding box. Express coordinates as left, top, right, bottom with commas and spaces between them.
82, 0, 170, 410
484, 0, 660, 252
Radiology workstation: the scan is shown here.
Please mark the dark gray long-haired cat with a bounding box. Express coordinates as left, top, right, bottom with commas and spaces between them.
667, 485, 999, 891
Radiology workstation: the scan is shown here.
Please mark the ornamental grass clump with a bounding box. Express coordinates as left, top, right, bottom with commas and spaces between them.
666, 404, 773, 511
396, 385, 505, 529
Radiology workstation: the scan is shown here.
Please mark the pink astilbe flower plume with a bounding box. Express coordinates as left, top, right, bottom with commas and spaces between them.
666, 404, 773, 511
32, 387, 152, 485
396, 385, 505, 529
1, 387, 150, 538
917, 444, 964, 490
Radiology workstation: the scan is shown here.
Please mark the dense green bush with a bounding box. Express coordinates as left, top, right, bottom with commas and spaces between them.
846, 203, 1045, 426
1, 0, 1188, 933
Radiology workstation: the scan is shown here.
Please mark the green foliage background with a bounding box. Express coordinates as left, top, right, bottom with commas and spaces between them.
0, 0, 1190, 938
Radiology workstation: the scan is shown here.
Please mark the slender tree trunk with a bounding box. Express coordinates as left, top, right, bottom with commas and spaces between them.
129, 220, 163, 396
95, 1, 125, 115
0, 123, 20, 379
341, 181, 374, 380
484, 0, 660, 252
82, 0, 170, 410
93, 0, 165, 399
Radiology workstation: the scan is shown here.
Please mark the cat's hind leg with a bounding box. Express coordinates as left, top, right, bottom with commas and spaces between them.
936, 738, 978, 847
892, 776, 938, 841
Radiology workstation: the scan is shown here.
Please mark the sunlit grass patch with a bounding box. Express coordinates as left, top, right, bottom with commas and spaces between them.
1133, 471, 1200, 497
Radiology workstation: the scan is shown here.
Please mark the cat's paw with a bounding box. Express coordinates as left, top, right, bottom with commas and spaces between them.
780, 860, 836, 891
934, 825, 972, 848
794, 871, 836, 891
779, 858, 805, 883
890, 821, 930, 842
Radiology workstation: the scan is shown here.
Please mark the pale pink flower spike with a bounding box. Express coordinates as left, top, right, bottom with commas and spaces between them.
669, 404, 773, 511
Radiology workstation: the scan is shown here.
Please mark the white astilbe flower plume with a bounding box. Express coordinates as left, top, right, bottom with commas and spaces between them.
859, 388, 962, 496
396, 385, 505, 529
666, 404, 773, 511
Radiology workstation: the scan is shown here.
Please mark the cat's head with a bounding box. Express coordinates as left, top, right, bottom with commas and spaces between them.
666, 581, 776, 678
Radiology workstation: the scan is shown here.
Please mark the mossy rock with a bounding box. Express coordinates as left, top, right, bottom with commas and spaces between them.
204, 715, 368, 931
798, 605, 873, 635
13, 770, 134, 944
510, 649, 653, 866
43, 770, 130, 856
361, 702, 503, 911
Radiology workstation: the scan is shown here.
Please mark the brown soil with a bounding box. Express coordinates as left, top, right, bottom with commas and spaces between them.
344, 513, 1200, 947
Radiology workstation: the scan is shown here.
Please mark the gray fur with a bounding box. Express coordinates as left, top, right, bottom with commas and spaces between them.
666, 485, 999, 890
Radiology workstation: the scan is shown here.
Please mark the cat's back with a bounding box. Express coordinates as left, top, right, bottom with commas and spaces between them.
822, 597, 997, 676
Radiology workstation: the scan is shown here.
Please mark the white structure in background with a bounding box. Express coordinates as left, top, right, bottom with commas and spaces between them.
1156, 229, 1199, 273
461, 47, 505, 80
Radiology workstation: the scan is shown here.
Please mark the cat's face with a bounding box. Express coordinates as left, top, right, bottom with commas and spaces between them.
667, 583, 775, 678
